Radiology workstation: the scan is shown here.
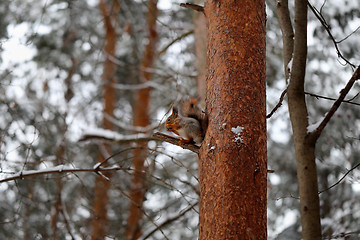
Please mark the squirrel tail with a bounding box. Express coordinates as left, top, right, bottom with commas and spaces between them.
181, 98, 208, 136
181, 98, 199, 117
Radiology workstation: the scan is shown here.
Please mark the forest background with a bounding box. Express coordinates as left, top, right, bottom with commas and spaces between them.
0, 0, 359, 239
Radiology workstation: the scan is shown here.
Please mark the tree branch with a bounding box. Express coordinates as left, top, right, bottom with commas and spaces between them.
0, 166, 129, 184
266, 87, 287, 119
79, 133, 154, 143
179, 3, 204, 13
152, 132, 200, 154
319, 161, 360, 194
307, 66, 360, 143
307, 1, 355, 68
141, 201, 198, 240
80, 131, 201, 153
305, 91, 360, 106
158, 30, 194, 56
266, 88, 360, 120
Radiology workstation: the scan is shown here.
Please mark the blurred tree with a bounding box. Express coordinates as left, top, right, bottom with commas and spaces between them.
273, 0, 360, 239
0, 0, 359, 239
126, 0, 158, 239
91, 0, 120, 239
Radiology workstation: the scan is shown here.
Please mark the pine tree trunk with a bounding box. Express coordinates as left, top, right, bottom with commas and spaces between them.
194, 0, 207, 103
125, 0, 158, 239
199, 1, 267, 239
91, 1, 119, 239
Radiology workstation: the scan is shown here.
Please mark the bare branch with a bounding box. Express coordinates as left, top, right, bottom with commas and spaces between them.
0, 166, 129, 184
79, 132, 154, 143
152, 132, 200, 154
104, 113, 160, 132
305, 91, 360, 106
266, 87, 288, 119
179, 3, 204, 13
307, 66, 360, 143
266, 88, 360, 120
158, 30, 194, 56
81, 131, 201, 153
141, 201, 198, 240
307, 1, 355, 68
95, 147, 141, 169
97, 171, 171, 240
60, 201, 76, 240
323, 230, 360, 239
319, 161, 360, 194
337, 25, 360, 44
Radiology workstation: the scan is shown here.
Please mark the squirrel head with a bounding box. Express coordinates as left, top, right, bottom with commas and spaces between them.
165, 107, 179, 131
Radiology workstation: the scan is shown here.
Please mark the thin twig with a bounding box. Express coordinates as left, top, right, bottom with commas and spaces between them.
307, 66, 360, 143
97, 171, 171, 240
323, 230, 360, 239
307, 1, 355, 68
79, 133, 154, 143
266, 88, 360, 120
337, 25, 360, 44
95, 147, 141, 169
305, 91, 360, 106
60, 201, 76, 240
266, 88, 288, 119
141, 201, 198, 240
0, 166, 130, 184
158, 30, 194, 56
319, 161, 360, 194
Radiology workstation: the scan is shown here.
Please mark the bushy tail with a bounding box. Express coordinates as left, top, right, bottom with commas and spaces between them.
181, 98, 208, 137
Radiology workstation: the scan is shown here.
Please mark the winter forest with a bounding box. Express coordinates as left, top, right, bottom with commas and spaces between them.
0, 0, 359, 239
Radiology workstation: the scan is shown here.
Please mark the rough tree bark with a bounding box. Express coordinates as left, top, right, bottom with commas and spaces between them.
194, 0, 207, 103
125, 0, 158, 239
91, 0, 119, 239
277, 1, 322, 239
199, 1, 267, 239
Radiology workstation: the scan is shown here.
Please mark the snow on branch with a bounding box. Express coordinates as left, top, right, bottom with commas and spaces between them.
80, 128, 200, 153
80, 127, 153, 143
0, 165, 129, 184
112, 81, 167, 91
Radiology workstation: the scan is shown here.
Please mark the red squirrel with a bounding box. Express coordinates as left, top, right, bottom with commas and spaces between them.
165, 99, 208, 145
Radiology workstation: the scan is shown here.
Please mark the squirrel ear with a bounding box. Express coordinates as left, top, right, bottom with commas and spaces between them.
172, 106, 179, 114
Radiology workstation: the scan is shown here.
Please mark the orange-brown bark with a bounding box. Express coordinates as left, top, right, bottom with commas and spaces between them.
91, 1, 119, 239
51, 146, 65, 240
194, 0, 207, 102
125, 0, 158, 239
199, 1, 267, 239
52, 33, 77, 238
